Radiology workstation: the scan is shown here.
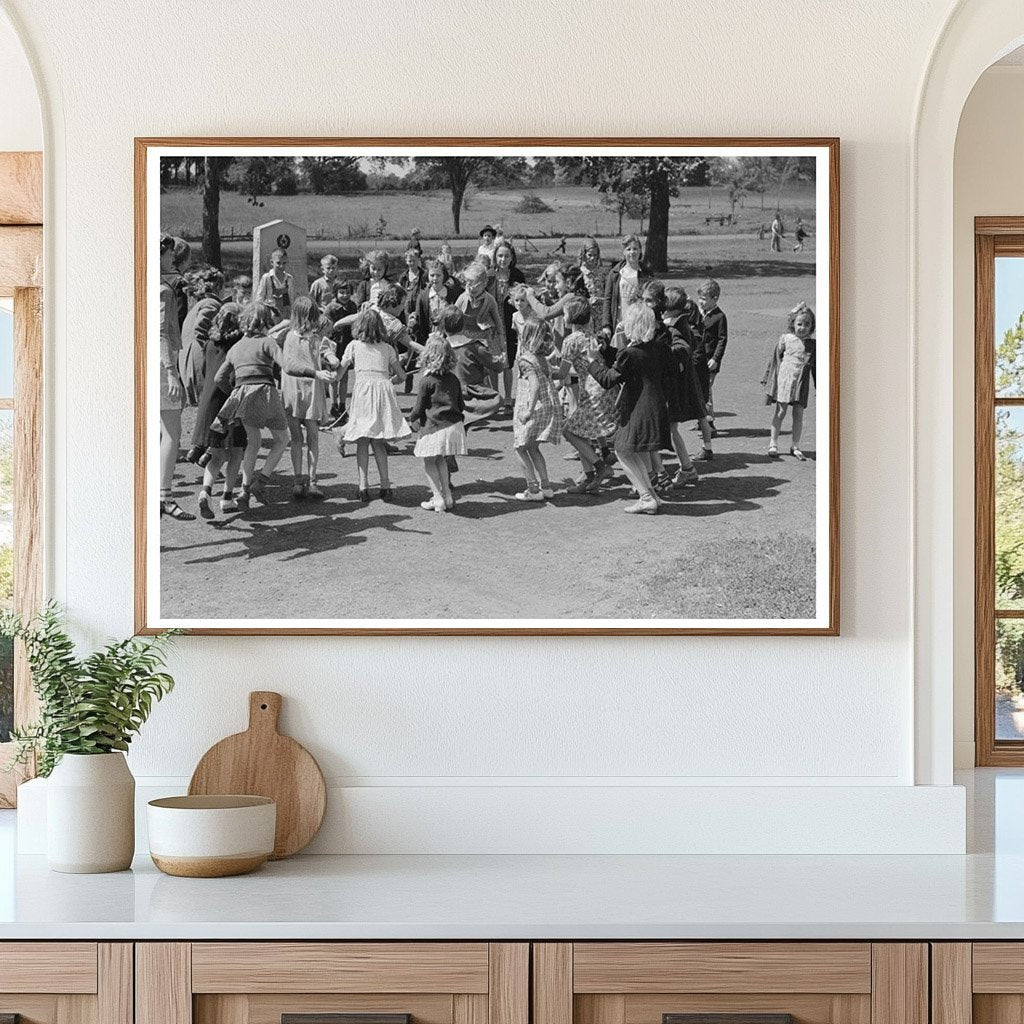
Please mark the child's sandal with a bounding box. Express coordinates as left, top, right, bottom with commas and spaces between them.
570, 472, 596, 494
160, 500, 196, 522
768, 444, 780, 458
790, 447, 807, 461
307, 482, 325, 501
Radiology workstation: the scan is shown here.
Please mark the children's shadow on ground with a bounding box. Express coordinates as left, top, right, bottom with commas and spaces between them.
165, 501, 430, 565
656, 473, 790, 517
687, 450, 801, 476
446, 477, 574, 519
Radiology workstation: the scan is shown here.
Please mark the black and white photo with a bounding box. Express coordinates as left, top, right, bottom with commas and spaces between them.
136, 140, 838, 634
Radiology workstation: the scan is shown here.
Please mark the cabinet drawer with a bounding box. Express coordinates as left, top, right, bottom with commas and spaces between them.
0, 943, 130, 1024
572, 944, 872, 994
191, 943, 491, 994
0, 942, 98, 993
533, 944, 924, 1024
140, 942, 528, 1024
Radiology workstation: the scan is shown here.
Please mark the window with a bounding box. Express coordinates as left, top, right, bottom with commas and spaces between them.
975, 219, 1024, 764
0, 151, 43, 805
0, 302, 13, 745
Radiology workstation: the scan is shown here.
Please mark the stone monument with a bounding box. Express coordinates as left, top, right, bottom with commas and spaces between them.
252, 219, 308, 297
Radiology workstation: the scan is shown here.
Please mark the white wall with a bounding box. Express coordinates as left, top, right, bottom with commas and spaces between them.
0, 7, 40, 152
952, 65, 1024, 767
0, 0, 973, 852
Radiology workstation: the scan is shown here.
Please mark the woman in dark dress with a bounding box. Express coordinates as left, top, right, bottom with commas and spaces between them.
588, 303, 681, 515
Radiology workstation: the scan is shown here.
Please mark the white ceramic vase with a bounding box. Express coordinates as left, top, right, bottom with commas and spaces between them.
46, 752, 135, 873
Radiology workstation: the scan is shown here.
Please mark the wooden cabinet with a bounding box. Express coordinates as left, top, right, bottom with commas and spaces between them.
932, 943, 1024, 1024
0, 937, 952, 1024
532, 944, 928, 1024
0, 943, 132, 1024
136, 944, 528, 1024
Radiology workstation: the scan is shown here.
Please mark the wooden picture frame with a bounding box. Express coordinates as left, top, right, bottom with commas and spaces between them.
135, 137, 840, 636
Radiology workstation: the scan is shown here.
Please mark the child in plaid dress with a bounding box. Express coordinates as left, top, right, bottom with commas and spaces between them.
512, 319, 562, 502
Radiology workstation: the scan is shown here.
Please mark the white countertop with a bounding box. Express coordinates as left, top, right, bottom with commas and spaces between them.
1, 769, 1021, 941
0, 849, 1022, 940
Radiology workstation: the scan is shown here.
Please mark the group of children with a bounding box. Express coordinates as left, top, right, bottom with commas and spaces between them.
157, 227, 816, 521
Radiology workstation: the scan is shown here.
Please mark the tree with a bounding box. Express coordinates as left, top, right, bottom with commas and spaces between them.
709, 158, 753, 221
410, 157, 485, 234
274, 165, 299, 195
744, 156, 816, 212
562, 157, 702, 272
241, 157, 274, 207
224, 157, 298, 207
200, 157, 232, 266
476, 156, 529, 187
600, 190, 645, 235
530, 156, 558, 187
996, 313, 1024, 617
302, 156, 366, 194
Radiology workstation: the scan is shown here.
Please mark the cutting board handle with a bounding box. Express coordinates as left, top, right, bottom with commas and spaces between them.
248, 691, 282, 734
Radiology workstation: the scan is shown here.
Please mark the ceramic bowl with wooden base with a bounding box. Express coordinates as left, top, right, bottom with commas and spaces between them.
147, 795, 276, 877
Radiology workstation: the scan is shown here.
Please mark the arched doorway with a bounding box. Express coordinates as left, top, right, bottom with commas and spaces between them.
913, 2, 1024, 784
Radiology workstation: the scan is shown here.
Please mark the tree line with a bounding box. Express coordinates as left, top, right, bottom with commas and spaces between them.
167, 154, 813, 274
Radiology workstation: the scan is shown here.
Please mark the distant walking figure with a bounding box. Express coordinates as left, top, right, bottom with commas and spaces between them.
770, 213, 784, 253
793, 218, 810, 252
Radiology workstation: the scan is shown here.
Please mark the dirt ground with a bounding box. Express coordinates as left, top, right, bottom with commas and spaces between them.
158, 235, 820, 623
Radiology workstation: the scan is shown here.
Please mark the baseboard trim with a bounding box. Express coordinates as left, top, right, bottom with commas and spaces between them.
17, 778, 967, 856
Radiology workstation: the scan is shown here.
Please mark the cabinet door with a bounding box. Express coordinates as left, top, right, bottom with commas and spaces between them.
533, 944, 927, 1024
945, 943, 1024, 1024
0, 943, 131, 1024
137, 943, 528, 1024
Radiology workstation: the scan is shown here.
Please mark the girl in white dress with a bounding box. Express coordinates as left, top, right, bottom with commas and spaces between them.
340, 310, 412, 501
762, 303, 816, 460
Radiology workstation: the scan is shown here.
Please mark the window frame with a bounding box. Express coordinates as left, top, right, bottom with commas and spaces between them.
0, 151, 43, 806
975, 217, 1024, 765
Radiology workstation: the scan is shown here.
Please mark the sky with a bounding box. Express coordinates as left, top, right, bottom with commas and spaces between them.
996, 256, 1024, 343
0, 309, 13, 398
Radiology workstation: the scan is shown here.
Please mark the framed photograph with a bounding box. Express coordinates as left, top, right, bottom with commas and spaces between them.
135, 137, 839, 635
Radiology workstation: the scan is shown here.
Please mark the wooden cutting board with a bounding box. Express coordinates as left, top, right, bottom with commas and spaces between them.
188, 691, 326, 859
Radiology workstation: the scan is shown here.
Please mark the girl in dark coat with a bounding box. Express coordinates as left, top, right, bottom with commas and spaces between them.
660, 285, 709, 487
588, 303, 681, 515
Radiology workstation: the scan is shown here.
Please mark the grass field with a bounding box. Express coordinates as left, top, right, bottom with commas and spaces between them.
161, 183, 816, 246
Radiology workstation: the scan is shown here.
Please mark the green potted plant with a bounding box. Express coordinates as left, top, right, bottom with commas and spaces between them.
1, 603, 178, 873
